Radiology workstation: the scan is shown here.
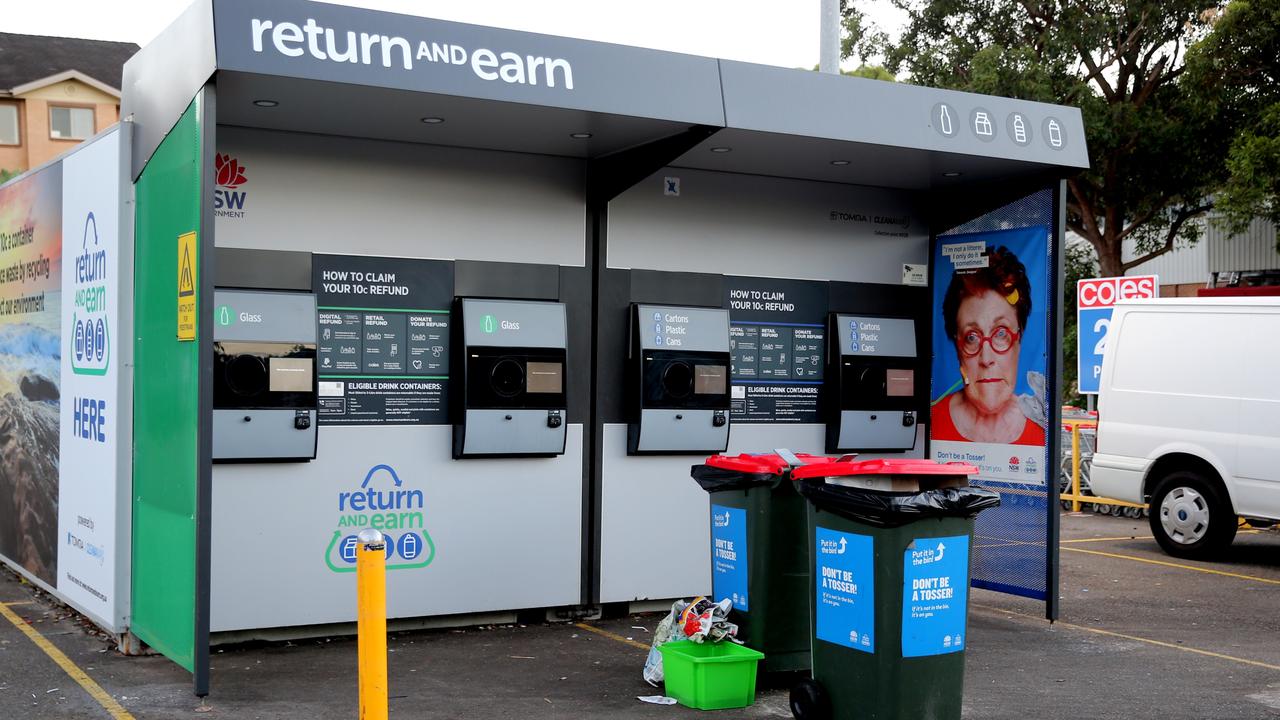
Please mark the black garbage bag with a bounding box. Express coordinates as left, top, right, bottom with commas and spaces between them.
796, 478, 1001, 529
690, 464, 782, 492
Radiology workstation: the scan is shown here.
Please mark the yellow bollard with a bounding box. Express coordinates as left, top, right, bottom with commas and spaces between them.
357, 529, 388, 720
1071, 423, 1082, 513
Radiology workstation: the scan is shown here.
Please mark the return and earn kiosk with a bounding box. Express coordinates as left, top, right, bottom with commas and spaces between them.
0, 0, 1087, 695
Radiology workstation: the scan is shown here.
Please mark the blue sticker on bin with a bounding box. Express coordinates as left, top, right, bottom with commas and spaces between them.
901, 535, 969, 657
711, 505, 748, 611
815, 527, 874, 653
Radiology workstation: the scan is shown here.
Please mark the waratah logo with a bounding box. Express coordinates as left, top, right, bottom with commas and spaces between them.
214, 153, 249, 217
216, 154, 247, 188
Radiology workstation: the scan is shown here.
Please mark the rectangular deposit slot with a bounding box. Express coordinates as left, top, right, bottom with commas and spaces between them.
825, 314, 919, 453
628, 304, 732, 454
212, 290, 319, 462
453, 298, 568, 458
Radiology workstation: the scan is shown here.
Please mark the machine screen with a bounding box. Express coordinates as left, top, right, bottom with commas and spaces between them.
886, 368, 914, 397
526, 362, 563, 394
694, 365, 727, 395
270, 358, 314, 393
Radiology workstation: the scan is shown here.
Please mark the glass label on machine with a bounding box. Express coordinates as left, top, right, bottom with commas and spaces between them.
711, 505, 748, 611
901, 535, 969, 657
815, 527, 875, 653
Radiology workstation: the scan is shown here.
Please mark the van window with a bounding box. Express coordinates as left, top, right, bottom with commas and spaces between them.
1112, 311, 1247, 398
1237, 314, 1280, 401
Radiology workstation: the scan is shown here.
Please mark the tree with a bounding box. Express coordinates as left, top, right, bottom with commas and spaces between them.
846, 65, 896, 81
831, 2, 896, 82
807, 64, 896, 82
0, 168, 19, 184
1061, 241, 1099, 406
1217, 106, 1280, 246
1187, 0, 1280, 245
856, 0, 1266, 277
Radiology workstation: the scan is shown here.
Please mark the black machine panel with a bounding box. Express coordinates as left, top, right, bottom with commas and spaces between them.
214, 341, 318, 410
464, 347, 567, 410
639, 350, 731, 410
824, 313, 921, 453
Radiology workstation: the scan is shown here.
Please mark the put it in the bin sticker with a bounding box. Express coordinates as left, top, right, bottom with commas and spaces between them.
711, 505, 748, 611
815, 527, 874, 653
901, 535, 969, 657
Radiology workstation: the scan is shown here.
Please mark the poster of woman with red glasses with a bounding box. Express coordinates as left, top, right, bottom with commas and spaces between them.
930, 228, 1049, 485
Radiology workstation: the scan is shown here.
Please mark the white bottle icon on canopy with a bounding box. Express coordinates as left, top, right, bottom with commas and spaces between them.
939, 105, 953, 135
1048, 119, 1064, 148
1013, 115, 1028, 143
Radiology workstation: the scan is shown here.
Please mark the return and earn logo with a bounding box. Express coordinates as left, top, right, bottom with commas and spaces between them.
324, 464, 437, 573
71, 212, 111, 376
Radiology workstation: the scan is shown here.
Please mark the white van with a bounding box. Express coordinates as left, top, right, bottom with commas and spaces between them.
1091, 297, 1280, 558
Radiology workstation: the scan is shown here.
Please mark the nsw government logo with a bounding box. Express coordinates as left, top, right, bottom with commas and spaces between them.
324, 464, 436, 573
213, 153, 249, 219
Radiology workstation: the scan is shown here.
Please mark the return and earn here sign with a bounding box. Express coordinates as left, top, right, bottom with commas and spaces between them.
1076, 275, 1158, 394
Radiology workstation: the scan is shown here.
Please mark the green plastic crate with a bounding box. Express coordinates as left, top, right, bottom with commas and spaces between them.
658, 640, 765, 710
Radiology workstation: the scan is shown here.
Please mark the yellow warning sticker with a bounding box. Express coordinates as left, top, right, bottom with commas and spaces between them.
177, 232, 197, 341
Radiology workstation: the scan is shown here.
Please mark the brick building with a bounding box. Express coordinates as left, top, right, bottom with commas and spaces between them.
0, 32, 138, 174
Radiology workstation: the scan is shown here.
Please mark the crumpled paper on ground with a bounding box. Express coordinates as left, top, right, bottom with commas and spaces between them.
642, 596, 741, 685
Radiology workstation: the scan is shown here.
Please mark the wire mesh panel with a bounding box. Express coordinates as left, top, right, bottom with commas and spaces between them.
933, 187, 1056, 602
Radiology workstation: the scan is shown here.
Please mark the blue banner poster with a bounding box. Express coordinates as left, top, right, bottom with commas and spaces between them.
929, 227, 1050, 488
814, 527, 874, 653
711, 505, 748, 611
901, 535, 970, 657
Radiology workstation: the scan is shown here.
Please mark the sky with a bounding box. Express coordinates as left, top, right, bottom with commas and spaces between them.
5, 0, 905, 70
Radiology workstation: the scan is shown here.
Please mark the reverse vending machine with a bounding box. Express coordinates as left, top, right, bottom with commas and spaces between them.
627, 304, 732, 454
212, 290, 319, 462
825, 314, 920, 453
453, 298, 568, 458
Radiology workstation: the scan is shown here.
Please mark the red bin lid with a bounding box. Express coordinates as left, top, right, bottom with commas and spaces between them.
703, 452, 832, 475
790, 457, 979, 481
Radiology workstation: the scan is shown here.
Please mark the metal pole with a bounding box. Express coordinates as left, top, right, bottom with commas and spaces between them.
820, 0, 840, 73
1071, 424, 1082, 513
357, 529, 388, 720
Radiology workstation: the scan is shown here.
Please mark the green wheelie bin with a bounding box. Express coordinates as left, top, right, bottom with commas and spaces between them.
691, 450, 829, 674
787, 458, 1000, 720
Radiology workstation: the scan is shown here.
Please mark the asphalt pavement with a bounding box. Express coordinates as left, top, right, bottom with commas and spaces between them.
1, 511, 1277, 719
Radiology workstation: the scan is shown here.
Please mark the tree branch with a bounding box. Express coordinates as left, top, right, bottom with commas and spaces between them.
1078, 51, 1117, 101
1133, 55, 1169, 105
1115, 203, 1163, 242
1067, 178, 1104, 246
1115, 11, 1150, 66
1120, 203, 1215, 272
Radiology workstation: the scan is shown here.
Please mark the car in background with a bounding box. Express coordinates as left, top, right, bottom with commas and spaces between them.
1090, 297, 1280, 558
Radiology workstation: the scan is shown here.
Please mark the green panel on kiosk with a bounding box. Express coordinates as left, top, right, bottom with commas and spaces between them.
131, 98, 203, 672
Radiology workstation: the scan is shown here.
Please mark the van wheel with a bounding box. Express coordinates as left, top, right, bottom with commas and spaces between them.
1148, 471, 1236, 559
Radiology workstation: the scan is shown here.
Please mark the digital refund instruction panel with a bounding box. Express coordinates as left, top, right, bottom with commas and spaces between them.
314, 254, 453, 424
725, 277, 826, 423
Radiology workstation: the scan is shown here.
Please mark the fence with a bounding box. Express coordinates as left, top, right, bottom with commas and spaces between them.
1059, 413, 1147, 516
